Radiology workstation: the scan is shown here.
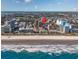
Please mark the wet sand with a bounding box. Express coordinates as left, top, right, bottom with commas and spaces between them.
2, 40, 78, 45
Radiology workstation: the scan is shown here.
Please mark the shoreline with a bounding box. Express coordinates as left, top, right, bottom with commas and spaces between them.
2, 40, 78, 45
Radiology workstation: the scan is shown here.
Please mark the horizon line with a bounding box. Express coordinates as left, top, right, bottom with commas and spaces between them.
1, 11, 78, 12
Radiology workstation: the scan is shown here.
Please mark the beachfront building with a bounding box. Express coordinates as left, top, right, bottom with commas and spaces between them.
1, 20, 12, 33
62, 23, 72, 33
1, 25, 11, 33
56, 18, 72, 33
19, 22, 26, 30
8, 18, 19, 32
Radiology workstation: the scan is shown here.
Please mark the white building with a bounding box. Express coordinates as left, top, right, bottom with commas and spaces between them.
1, 25, 11, 33
56, 18, 72, 33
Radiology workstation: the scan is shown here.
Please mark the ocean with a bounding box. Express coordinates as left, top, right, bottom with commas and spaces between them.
1, 45, 78, 59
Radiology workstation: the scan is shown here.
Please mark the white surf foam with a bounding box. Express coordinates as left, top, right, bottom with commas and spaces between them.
1, 45, 78, 53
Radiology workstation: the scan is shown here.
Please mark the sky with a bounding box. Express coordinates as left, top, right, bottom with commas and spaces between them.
1, 0, 78, 11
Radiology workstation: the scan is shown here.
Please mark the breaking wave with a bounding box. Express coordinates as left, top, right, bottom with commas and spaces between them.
2, 45, 77, 53
1, 45, 78, 59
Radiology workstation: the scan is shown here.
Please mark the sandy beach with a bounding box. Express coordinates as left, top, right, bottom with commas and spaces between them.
1, 35, 78, 45
1, 35, 78, 40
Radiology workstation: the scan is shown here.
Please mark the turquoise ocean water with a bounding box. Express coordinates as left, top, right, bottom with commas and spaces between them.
1, 45, 78, 59
2, 50, 77, 59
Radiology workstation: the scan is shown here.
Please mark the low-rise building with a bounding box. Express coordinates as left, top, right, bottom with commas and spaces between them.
1, 25, 11, 33
56, 18, 72, 33
9, 18, 19, 32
